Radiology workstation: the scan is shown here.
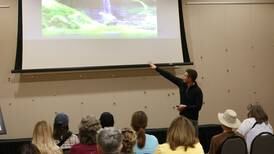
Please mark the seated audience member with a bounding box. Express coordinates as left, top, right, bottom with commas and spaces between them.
32, 121, 63, 154
121, 128, 137, 154
131, 111, 159, 154
20, 144, 41, 154
155, 116, 204, 154
70, 115, 101, 154
208, 109, 241, 154
99, 112, 115, 128
97, 127, 123, 154
53, 113, 79, 150
237, 104, 273, 153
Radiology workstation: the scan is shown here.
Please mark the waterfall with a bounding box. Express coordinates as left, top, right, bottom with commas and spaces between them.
102, 0, 112, 14
100, 0, 117, 24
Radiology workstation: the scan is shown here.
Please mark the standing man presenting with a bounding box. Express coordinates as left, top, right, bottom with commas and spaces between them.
150, 64, 203, 135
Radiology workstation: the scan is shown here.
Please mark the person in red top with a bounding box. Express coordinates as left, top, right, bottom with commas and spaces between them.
70, 115, 101, 154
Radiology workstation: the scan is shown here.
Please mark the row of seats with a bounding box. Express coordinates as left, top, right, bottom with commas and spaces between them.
220, 132, 274, 154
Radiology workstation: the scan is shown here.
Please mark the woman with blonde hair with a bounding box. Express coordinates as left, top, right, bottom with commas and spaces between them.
32, 121, 63, 154
155, 116, 204, 154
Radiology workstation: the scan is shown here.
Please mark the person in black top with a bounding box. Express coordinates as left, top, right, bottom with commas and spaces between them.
100, 112, 115, 128
150, 63, 203, 135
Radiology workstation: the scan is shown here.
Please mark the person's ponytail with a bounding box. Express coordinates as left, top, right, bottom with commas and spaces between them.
137, 128, 146, 148
131, 111, 148, 149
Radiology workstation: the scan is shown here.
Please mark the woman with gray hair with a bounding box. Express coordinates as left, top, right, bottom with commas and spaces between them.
97, 127, 123, 154
70, 115, 101, 154
237, 104, 273, 153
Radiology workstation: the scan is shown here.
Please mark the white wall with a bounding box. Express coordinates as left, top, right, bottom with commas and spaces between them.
0, 0, 273, 139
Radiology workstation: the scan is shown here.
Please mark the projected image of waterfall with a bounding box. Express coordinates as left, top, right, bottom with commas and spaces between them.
42, 0, 157, 38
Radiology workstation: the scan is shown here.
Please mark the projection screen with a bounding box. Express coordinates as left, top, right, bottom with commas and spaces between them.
14, 0, 190, 72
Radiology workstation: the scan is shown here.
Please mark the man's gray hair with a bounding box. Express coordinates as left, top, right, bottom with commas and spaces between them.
97, 127, 122, 154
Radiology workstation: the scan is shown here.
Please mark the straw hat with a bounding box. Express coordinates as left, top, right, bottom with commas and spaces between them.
218, 109, 241, 129
80, 115, 101, 131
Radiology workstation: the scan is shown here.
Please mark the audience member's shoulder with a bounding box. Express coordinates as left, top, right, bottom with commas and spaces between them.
71, 143, 82, 149
157, 142, 204, 153
242, 117, 256, 125
212, 132, 228, 140
71, 143, 79, 147
194, 142, 203, 148
194, 142, 204, 153
71, 134, 79, 140
155, 143, 169, 153
211, 133, 221, 142
146, 134, 158, 143
268, 122, 273, 128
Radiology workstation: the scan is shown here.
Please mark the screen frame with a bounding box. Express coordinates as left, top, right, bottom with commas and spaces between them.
12, 0, 191, 73
0, 107, 7, 135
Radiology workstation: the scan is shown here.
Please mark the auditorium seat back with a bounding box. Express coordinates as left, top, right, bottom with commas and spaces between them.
220, 136, 247, 154
250, 132, 274, 154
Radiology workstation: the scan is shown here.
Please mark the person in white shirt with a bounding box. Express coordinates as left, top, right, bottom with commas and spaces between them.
237, 104, 273, 153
